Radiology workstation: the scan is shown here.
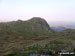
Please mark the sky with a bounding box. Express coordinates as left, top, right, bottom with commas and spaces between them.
0, 0, 75, 24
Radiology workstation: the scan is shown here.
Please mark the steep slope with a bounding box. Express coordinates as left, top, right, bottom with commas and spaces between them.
0, 17, 54, 40
0, 17, 54, 55
27, 17, 54, 34
7, 17, 53, 35
0, 17, 75, 56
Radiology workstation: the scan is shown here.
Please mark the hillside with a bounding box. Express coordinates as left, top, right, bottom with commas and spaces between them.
0, 17, 75, 56
0, 17, 54, 40
0, 17, 54, 56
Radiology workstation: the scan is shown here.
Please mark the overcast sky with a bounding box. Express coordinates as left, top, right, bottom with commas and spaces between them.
0, 0, 75, 23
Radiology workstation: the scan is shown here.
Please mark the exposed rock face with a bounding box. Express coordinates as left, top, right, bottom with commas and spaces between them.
28, 17, 53, 34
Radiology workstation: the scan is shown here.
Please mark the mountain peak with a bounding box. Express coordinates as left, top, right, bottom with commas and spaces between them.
31, 17, 43, 19
29, 17, 45, 22
27, 17, 54, 34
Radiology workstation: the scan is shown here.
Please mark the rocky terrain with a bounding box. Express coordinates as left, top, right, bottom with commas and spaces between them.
0, 17, 75, 56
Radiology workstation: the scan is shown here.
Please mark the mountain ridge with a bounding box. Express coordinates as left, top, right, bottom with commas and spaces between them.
0, 17, 75, 56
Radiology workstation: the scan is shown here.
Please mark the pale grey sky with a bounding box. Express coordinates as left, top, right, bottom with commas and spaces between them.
0, 0, 75, 23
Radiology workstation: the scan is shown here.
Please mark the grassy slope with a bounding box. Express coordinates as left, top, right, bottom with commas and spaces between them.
0, 18, 54, 55
0, 19, 75, 55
